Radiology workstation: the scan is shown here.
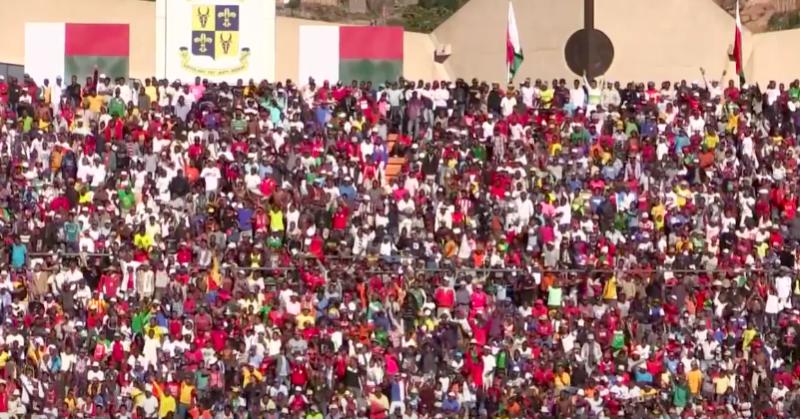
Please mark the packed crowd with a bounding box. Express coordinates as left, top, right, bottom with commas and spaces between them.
0, 66, 800, 418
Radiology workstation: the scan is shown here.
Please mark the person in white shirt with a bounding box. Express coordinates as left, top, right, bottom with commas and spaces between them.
397, 194, 416, 237
117, 78, 133, 104
87, 362, 105, 382
500, 90, 517, 117
200, 161, 222, 193
765, 80, 780, 106
141, 388, 159, 418
569, 79, 587, 113
51, 76, 63, 114
520, 79, 536, 108
433, 81, 450, 112
157, 80, 172, 108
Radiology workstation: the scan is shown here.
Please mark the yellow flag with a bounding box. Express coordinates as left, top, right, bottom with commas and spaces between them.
208, 255, 221, 291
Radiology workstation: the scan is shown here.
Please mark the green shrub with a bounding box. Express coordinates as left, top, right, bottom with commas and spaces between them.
768, 11, 800, 31
401, 5, 451, 32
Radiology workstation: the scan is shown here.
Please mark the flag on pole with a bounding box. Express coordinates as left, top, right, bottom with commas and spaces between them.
733, 0, 745, 83
506, 2, 523, 83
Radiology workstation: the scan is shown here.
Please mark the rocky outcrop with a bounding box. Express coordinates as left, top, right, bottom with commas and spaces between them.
713, 0, 800, 32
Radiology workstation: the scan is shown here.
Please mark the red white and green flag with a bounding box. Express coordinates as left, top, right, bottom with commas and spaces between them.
298, 26, 403, 86
506, 1, 524, 83
733, 0, 745, 83
25, 23, 129, 84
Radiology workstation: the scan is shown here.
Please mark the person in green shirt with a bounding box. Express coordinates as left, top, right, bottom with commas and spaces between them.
304, 405, 323, 419
19, 109, 33, 133
63, 218, 80, 251
118, 187, 135, 211
230, 109, 247, 134
108, 89, 126, 118
570, 125, 590, 144
472, 143, 487, 161
625, 119, 639, 136
672, 377, 689, 411
790, 79, 800, 101
132, 308, 152, 336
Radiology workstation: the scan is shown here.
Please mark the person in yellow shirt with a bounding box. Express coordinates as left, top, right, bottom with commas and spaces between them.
178, 378, 196, 418
130, 384, 146, 411
713, 368, 730, 396
134, 226, 154, 251
242, 365, 264, 388
296, 307, 316, 330
726, 110, 739, 134
151, 379, 177, 418
64, 388, 77, 413
269, 206, 284, 232
651, 201, 666, 231
0, 345, 11, 369
602, 275, 618, 301
742, 322, 758, 351
144, 321, 164, 340
554, 365, 571, 391
145, 79, 158, 105
540, 82, 555, 109
685, 362, 703, 395
84, 90, 105, 114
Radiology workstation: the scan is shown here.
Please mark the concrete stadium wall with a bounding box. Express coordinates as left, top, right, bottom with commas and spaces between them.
2, 0, 800, 85
274, 17, 450, 83
433, 0, 584, 83
594, 0, 755, 85
0, 0, 445, 83
432, 0, 758, 84
0, 0, 156, 80
746, 28, 800, 85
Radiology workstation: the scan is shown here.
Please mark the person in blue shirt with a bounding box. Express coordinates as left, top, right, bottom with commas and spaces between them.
634, 366, 654, 384
338, 177, 357, 202
314, 103, 332, 128
237, 205, 254, 241
10, 237, 26, 269
441, 392, 460, 413
674, 130, 690, 155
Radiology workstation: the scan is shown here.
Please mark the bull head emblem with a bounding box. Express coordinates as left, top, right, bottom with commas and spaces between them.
197, 7, 211, 28
220, 33, 233, 54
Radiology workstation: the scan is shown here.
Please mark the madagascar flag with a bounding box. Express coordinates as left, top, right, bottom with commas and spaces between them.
25, 23, 130, 84
339, 26, 403, 86
733, 0, 745, 84
299, 25, 403, 86
65, 24, 130, 82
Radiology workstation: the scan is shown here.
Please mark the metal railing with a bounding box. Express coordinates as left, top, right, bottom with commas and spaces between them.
24, 251, 795, 276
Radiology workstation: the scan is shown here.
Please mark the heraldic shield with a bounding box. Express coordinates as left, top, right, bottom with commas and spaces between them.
191, 5, 239, 59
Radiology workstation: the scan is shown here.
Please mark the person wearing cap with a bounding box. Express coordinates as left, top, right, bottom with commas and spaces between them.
7, 50, 800, 417
140, 384, 159, 419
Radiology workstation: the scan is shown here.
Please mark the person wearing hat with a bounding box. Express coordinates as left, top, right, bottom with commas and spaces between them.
141, 384, 159, 419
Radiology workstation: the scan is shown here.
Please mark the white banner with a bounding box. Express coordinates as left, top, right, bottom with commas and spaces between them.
156, 0, 275, 82
298, 26, 340, 86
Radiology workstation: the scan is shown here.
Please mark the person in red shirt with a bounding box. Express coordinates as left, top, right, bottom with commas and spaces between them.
470, 283, 488, 314
0, 381, 10, 414
0, 76, 7, 105
331, 203, 349, 231
434, 283, 455, 314
290, 359, 309, 387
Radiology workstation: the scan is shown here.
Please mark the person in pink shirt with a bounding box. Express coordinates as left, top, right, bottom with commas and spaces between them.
469, 282, 488, 315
